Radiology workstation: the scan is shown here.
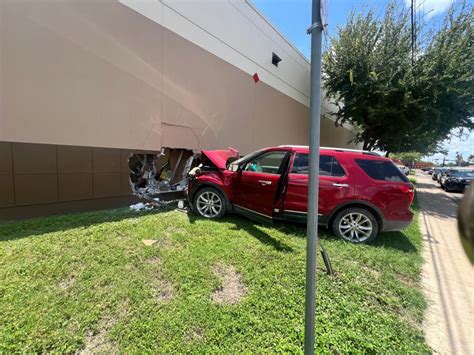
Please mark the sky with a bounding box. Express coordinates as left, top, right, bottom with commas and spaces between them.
252, 0, 473, 163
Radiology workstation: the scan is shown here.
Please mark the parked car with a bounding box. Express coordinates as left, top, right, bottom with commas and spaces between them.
439, 169, 457, 188
396, 164, 410, 175
185, 146, 415, 243
441, 169, 474, 192
432, 168, 448, 181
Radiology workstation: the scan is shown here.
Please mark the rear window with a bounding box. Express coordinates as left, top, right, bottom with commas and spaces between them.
356, 159, 409, 182
292, 154, 345, 177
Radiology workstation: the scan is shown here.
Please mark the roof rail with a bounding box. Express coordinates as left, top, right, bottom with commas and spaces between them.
278, 145, 381, 156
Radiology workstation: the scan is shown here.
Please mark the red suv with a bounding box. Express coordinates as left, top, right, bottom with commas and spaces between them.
185, 146, 414, 243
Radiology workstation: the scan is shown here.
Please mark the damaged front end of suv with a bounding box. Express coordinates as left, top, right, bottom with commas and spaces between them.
128, 147, 239, 205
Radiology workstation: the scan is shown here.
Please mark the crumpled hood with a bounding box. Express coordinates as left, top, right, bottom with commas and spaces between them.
201, 147, 239, 170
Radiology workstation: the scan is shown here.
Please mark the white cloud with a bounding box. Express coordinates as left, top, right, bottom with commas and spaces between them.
405, 0, 453, 19
425, 130, 474, 163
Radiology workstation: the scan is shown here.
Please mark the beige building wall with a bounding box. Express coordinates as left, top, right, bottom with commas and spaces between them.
0, 0, 359, 219
0, 0, 358, 153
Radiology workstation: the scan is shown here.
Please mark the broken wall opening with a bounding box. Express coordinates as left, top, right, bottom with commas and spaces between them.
128, 147, 196, 201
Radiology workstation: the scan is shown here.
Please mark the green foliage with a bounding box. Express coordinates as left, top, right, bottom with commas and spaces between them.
392, 151, 423, 167
0, 206, 429, 352
323, 0, 473, 154
455, 151, 470, 166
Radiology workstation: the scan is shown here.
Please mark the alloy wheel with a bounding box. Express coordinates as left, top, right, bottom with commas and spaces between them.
196, 191, 223, 218
338, 212, 373, 243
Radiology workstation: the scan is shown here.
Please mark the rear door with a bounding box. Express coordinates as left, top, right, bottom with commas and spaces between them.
284, 153, 354, 220
232, 150, 289, 219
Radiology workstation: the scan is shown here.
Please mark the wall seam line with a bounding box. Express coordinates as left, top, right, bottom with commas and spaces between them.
55, 145, 59, 202
10, 143, 16, 206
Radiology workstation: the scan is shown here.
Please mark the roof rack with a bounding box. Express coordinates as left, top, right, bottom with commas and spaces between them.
278, 145, 381, 156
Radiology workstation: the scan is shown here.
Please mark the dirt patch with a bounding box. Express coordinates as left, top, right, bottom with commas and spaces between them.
59, 275, 76, 291
363, 266, 381, 279
155, 236, 174, 250
185, 326, 206, 342
164, 225, 185, 236
211, 263, 247, 305
147, 256, 162, 266
79, 316, 117, 355
397, 273, 416, 288
153, 278, 175, 303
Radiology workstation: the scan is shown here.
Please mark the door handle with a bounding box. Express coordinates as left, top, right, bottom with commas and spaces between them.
258, 180, 272, 186
332, 183, 349, 187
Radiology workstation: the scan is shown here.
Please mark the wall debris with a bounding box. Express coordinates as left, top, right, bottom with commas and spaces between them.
128, 147, 196, 201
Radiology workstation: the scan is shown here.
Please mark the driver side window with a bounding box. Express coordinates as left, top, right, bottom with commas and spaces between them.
243, 151, 287, 174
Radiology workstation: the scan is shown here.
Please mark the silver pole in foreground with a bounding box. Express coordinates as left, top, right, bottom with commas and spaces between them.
304, 0, 323, 354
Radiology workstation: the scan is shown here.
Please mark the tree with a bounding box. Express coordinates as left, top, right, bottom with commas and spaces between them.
392, 151, 422, 168
438, 149, 449, 167
455, 152, 464, 166
323, 1, 473, 154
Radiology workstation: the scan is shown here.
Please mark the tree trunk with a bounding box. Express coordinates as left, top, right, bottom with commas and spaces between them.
366, 139, 376, 151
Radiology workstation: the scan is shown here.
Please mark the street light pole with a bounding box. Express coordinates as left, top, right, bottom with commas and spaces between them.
305, 0, 323, 354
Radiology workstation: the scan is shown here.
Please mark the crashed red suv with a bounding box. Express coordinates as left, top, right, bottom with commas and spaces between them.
185, 146, 414, 243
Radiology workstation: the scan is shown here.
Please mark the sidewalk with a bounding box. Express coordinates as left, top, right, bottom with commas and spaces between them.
416, 174, 474, 354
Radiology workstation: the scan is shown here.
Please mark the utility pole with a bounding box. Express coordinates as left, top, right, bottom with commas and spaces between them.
410, 0, 416, 66
305, 0, 324, 353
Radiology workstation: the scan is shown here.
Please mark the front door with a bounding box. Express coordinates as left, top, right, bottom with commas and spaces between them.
233, 150, 289, 219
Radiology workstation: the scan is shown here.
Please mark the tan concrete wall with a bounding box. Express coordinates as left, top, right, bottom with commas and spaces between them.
0, 0, 358, 154
0, 0, 360, 219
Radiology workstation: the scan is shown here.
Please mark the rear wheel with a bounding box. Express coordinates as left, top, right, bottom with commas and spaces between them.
193, 187, 227, 219
332, 207, 378, 243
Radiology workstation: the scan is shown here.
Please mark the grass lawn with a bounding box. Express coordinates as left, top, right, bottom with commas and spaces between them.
0, 201, 429, 353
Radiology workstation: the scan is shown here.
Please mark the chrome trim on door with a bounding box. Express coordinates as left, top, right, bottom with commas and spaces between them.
332, 183, 349, 187
234, 204, 272, 219
284, 209, 322, 216
284, 209, 307, 215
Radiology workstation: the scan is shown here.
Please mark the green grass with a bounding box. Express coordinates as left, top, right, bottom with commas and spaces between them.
0, 202, 428, 353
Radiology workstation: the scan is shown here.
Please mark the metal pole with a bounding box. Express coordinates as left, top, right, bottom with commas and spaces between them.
305, 0, 323, 354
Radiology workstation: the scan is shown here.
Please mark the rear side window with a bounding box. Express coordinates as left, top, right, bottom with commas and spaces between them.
356, 159, 409, 182
292, 154, 345, 177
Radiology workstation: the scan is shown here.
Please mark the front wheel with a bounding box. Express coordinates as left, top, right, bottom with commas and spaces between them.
193, 187, 227, 219
332, 207, 378, 243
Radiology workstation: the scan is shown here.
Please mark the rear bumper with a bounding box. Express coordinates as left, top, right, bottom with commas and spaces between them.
445, 181, 471, 191
382, 210, 414, 232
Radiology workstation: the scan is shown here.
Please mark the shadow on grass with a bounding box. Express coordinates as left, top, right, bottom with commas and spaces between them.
186, 211, 294, 253
273, 219, 418, 253
0, 206, 175, 242
1, 204, 417, 254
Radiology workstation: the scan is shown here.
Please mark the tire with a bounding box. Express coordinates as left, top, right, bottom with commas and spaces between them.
332, 207, 378, 243
193, 187, 227, 219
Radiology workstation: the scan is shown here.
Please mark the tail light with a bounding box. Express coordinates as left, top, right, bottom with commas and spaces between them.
399, 184, 415, 204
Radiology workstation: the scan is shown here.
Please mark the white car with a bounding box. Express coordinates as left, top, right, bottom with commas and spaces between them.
396, 165, 410, 176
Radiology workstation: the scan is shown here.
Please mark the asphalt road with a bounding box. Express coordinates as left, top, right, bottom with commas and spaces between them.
416, 173, 473, 354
